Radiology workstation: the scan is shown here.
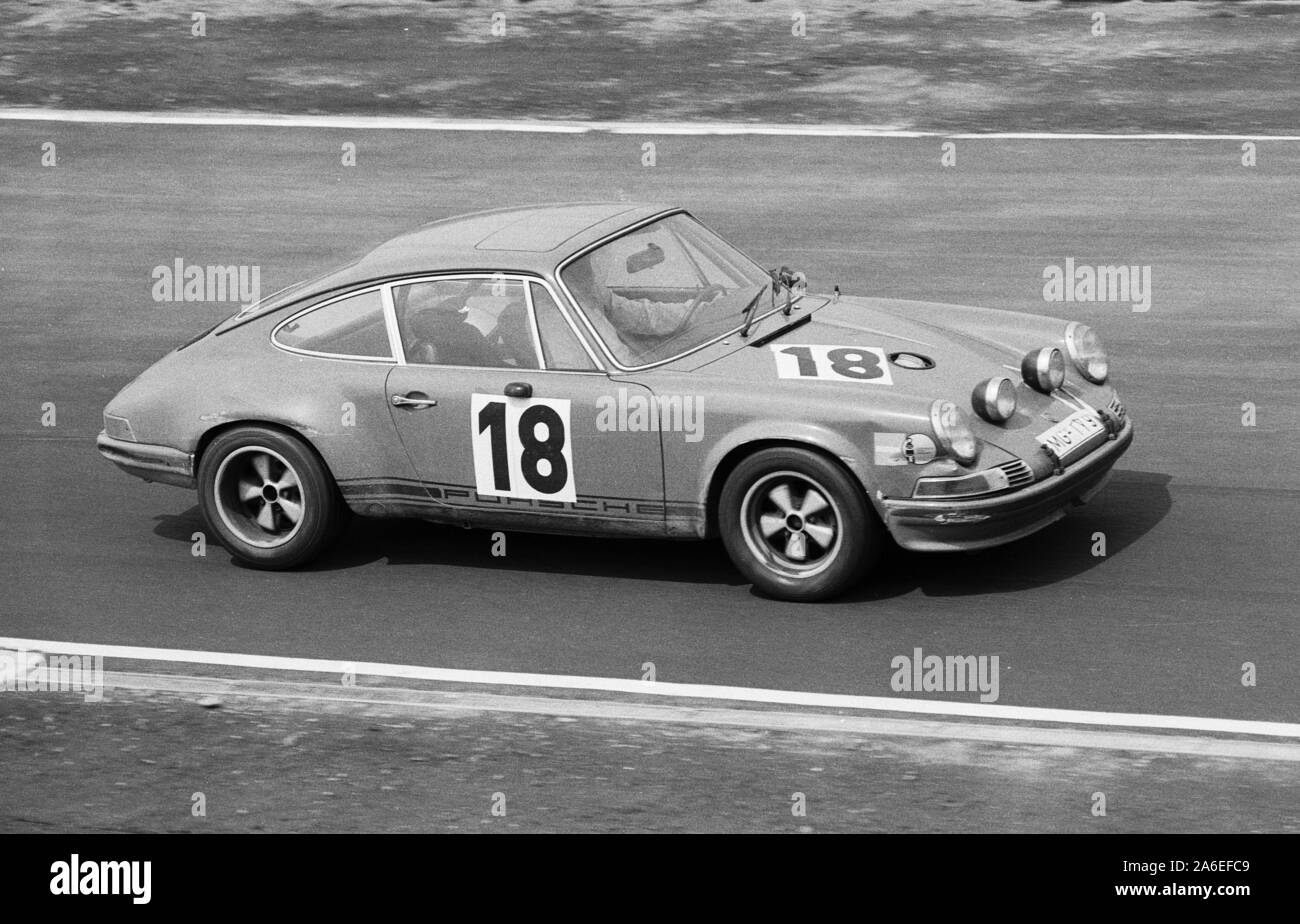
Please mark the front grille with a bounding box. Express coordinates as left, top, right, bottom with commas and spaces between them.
997, 459, 1035, 489
912, 459, 1036, 499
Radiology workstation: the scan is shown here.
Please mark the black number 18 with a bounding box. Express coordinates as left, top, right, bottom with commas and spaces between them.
780, 346, 883, 380
477, 400, 568, 495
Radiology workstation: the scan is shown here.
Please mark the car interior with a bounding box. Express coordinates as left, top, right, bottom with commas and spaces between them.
397, 285, 539, 369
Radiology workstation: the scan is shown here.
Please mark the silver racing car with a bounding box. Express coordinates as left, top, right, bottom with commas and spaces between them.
99, 203, 1133, 600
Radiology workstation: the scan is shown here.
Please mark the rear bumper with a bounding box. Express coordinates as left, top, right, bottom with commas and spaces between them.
880, 419, 1134, 552
96, 431, 195, 488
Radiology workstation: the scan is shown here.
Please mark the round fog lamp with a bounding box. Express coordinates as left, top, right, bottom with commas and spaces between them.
971, 376, 1017, 423
1021, 347, 1065, 393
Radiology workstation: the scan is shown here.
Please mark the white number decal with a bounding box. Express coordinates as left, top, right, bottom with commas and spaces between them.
771, 344, 893, 385
471, 394, 575, 502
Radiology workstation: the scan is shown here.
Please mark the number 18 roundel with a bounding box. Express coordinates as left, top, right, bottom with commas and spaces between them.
471, 393, 576, 502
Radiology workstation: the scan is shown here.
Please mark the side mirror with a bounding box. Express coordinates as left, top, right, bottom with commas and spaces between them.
771, 266, 806, 292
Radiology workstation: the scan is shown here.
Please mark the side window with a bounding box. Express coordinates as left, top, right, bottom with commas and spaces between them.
274, 289, 391, 359
393, 277, 538, 369
531, 283, 596, 371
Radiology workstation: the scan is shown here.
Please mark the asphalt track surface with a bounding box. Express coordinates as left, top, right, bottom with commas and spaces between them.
1, 121, 1297, 725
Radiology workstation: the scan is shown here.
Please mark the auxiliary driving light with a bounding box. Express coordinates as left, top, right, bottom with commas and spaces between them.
1021, 346, 1065, 393
971, 376, 1017, 423
1064, 321, 1109, 383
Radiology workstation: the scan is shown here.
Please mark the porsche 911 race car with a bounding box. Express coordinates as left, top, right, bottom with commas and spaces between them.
98, 203, 1133, 601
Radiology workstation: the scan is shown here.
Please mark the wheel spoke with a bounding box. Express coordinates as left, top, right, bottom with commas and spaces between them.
277, 498, 303, 525
214, 445, 315, 549
271, 467, 299, 493
784, 531, 807, 561
759, 513, 787, 538
798, 489, 829, 518
803, 522, 835, 549
251, 453, 272, 485
767, 483, 795, 516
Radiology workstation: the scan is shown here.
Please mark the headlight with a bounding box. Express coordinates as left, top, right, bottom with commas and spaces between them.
1064, 321, 1109, 383
971, 376, 1017, 423
1020, 346, 1065, 393
929, 399, 979, 464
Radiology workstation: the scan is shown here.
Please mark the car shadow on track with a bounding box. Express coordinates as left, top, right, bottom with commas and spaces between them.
150, 469, 1172, 599
151, 505, 747, 587
834, 468, 1174, 604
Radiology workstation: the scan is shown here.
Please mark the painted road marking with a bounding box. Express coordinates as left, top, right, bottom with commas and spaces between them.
4, 636, 1298, 740
105, 671, 1300, 761
2, 109, 1299, 141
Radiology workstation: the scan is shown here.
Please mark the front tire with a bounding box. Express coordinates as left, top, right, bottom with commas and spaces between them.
197, 426, 343, 569
719, 447, 880, 602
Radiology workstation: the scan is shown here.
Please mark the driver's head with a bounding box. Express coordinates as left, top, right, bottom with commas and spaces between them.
405, 284, 441, 312
408, 296, 468, 339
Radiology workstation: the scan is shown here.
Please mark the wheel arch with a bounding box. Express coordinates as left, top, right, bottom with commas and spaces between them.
702, 437, 881, 539
194, 418, 340, 486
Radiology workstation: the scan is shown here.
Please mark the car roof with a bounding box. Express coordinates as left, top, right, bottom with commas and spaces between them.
328, 202, 672, 287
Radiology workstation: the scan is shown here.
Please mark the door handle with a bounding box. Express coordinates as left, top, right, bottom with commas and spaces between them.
504, 382, 532, 398
391, 394, 438, 408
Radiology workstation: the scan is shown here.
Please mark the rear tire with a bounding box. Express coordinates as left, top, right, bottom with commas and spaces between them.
197, 426, 343, 569
719, 447, 880, 602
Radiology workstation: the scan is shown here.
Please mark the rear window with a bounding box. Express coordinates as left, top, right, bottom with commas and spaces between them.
273, 289, 392, 360
213, 261, 363, 335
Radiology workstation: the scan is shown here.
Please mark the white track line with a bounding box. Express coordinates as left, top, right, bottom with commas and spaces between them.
4, 636, 1297, 739
1, 108, 1298, 140
110, 672, 1300, 761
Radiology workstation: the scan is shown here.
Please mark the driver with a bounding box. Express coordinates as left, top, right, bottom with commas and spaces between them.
402, 282, 500, 366
568, 245, 724, 340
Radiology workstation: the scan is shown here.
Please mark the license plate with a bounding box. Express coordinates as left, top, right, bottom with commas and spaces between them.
1037, 410, 1106, 464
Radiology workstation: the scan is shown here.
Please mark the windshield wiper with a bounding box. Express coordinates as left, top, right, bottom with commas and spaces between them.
738, 282, 769, 339
740, 265, 807, 339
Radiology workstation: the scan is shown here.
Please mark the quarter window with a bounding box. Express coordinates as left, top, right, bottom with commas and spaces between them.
274, 289, 391, 359
530, 283, 596, 371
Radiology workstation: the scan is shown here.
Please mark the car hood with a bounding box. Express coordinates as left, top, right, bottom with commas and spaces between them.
687, 294, 1065, 393
678, 294, 1110, 464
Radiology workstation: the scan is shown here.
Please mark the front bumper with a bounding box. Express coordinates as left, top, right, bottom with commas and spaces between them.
879, 419, 1134, 552
96, 431, 195, 488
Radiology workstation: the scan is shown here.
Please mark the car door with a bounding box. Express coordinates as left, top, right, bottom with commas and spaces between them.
383, 274, 667, 536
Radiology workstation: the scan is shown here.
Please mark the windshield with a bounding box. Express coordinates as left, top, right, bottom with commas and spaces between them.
560, 214, 772, 367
